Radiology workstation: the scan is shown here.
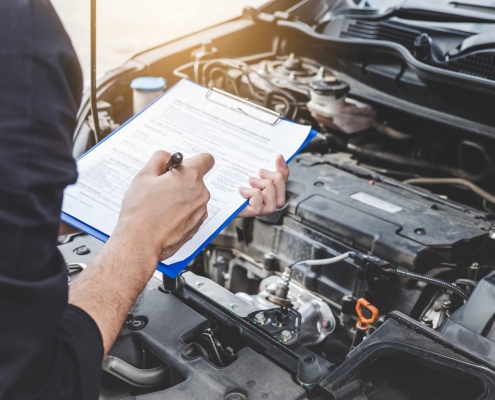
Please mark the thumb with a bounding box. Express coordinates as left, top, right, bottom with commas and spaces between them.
183, 153, 215, 177
276, 154, 289, 182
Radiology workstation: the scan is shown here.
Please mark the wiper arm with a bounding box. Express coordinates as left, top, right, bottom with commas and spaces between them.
332, 0, 495, 23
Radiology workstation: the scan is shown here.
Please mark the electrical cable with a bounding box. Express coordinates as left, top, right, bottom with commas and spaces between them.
347, 145, 490, 182
383, 267, 470, 300
371, 121, 411, 140
272, 94, 291, 117
239, 62, 299, 120
483, 199, 495, 217
403, 177, 495, 205
289, 252, 354, 269
305, 252, 354, 266
205, 66, 243, 97
176, 58, 299, 119
173, 60, 203, 79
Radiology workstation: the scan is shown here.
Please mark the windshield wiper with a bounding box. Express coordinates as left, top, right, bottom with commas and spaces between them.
331, 0, 495, 23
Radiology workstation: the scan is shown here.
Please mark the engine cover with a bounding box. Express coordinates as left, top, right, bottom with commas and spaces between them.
275, 153, 494, 272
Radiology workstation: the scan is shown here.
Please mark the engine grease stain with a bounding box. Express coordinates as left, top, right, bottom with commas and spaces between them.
246, 380, 256, 388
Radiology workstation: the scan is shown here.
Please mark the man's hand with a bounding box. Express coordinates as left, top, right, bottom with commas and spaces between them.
116, 150, 214, 262
237, 154, 289, 217
69, 150, 214, 354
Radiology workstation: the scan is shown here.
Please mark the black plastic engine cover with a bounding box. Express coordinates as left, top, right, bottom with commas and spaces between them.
287, 153, 494, 272
110, 289, 307, 399
321, 312, 495, 399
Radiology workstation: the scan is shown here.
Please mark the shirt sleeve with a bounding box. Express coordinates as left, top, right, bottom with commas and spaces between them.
0, 1, 104, 399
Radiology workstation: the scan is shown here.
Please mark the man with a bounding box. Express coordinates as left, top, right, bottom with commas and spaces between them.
0, 1, 289, 399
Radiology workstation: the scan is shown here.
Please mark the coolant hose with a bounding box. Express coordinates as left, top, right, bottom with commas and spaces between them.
385, 268, 470, 300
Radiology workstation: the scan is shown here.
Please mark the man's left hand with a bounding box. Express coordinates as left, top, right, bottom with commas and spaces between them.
238, 154, 289, 217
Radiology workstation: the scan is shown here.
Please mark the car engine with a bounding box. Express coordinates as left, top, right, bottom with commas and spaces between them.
62, 1, 495, 398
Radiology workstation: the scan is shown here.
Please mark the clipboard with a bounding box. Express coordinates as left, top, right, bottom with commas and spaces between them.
62, 80, 317, 278
205, 87, 281, 125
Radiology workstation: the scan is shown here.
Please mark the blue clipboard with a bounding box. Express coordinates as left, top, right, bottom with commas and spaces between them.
61, 80, 317, 277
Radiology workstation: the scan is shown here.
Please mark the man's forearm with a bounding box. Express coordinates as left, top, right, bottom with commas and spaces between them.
68, 151, 213, 355
68, 226, 158, 355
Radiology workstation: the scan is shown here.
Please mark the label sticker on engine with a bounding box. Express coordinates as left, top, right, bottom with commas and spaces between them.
350, 192, 403, 213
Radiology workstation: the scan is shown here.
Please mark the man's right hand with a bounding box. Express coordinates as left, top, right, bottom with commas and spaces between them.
69, 150, 214, 355
115, 150, 215, 264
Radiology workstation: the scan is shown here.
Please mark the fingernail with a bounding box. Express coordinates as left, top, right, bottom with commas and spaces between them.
239, 186, 249, 194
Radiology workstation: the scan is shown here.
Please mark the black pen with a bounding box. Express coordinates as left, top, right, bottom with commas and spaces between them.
166, 152, 183, 172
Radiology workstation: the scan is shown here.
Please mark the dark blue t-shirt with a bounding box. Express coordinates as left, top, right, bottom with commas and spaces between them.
0, 1, 103, 398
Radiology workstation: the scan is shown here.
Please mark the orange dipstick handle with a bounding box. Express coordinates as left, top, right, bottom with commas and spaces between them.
355, 298, 379, 330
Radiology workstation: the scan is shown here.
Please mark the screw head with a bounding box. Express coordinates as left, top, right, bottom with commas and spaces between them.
255, 312, 265, 324
128, 319, 146, 331
196, 281, 204, 288
281, 330, 293, 341
230, 303, 238, 310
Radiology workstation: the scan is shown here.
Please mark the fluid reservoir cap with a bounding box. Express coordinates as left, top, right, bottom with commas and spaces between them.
309, 79, 350, 98
130, 76, 167, 92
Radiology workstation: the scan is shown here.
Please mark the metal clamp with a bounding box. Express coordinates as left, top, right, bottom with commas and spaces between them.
205, 87, 281, 125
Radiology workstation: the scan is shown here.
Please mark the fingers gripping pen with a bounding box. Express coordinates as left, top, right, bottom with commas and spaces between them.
166, 152, 183, 172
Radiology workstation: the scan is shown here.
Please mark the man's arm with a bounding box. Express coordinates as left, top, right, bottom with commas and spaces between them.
69, 151, 214, 352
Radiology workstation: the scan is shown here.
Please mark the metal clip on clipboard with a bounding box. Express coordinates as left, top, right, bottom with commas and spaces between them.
205, 87, 281, 126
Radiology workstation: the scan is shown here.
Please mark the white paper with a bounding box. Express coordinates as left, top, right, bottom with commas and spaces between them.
63, 79, 311, 265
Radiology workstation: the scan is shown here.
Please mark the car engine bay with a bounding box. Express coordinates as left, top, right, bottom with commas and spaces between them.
62, 1, 495, 398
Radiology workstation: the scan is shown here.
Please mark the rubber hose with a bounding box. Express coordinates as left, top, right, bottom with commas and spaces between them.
388, 268, 469, 300
455, 279, 478, 288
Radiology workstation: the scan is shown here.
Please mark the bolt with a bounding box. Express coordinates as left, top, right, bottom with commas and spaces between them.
321, 319, 331, 330
441, 300, 452, 310
469, 262, 480, 280
128, 319, 146, 331
230, 303, 238, 310
281, 330, 293, 342
421, 316, 433, 327
74, 245, 90, 255
255, 312, 266, 324
196, 281, 204, 288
